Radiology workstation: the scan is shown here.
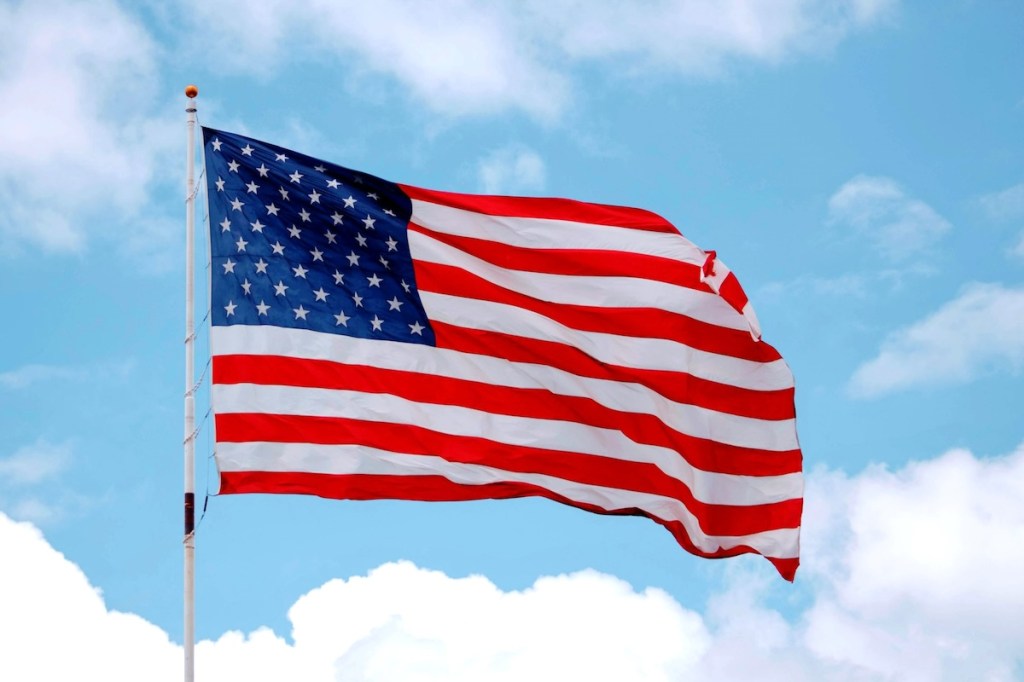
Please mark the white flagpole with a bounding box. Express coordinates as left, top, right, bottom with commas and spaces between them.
183, 83, 199, 682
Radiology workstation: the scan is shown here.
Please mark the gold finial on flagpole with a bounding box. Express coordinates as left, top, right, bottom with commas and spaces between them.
185, 84, 199, 98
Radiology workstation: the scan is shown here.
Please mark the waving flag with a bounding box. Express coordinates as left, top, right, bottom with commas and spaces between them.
203, 127, 803, 580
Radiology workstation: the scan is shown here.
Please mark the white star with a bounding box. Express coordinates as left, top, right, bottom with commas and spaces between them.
256, 164, 269, 178
310, 247, 324, 262
254, 258, 269, 274
324, 230, 337, 244
352, 292, 364, 307
298, 208, 311, 222
370, 315, 384, 332
278, 187, 290, 201
332, 270, 344, 285
241, 279, 252, 295
309, 189, 321, 204
292, 264, 308, 279
355, 234, 368, 247
327, 178, 340, 189
387, 296, 403, 311
401, 279, 411, 293
235, 236, 248, 252
385, 236, 398, 252
289, 170, 303, 184
224, 301, 237, 316
266, 203, 280, 216
215, 177, 225, 191
368, 192, 379, 200
274, 280, 289, 296
288, 225, 302, 239
211, 138, 222, 151
362, 215, 376, 229
331, 212, 344, 225
313, 287, 330, 302
409, 321, 425, 336
230, 197, 244, 211
293, 305, 309, 320
275, 152, 288, 162
384, 208, 396, 217
334, 310, 350, 326
346, 251, 359, 266
379, 256, 390, 269
228, 159, 240, 173
250, 219, 265, 233
314, 164, 326, 172
222, 259, 236, 274
241, 144, 254, 156
271, 241, 285, 255
367, 273, 382, 288
219, 217, 231, 232
256, 300, 270, 315
246, 181, 259, 194
343, 195, 356, 208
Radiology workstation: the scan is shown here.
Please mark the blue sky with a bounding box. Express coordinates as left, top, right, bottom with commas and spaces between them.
1, 0, 1023, 679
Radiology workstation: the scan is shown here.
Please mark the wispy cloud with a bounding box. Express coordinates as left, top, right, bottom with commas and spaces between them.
0, 439, 71, 486
0, 0, 176, 256
827, 175, 951, 262
979, 181, 1024, 223
178, 0, 896, 122
0, 359, 134, 390
848, 283, 1024, 397
477, 145, 547, 195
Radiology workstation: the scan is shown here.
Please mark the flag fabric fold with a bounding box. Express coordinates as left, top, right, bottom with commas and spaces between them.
202, 127, 803, 580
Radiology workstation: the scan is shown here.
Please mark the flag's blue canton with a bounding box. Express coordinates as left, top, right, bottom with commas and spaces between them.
203, 127, 435, 346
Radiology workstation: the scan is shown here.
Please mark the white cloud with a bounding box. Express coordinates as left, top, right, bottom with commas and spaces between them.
181, 0, 569, 122
827, 175, 951, 261
979, 181, 1024, 223
0, 364, 86, 389
533, 0, 895, 77
0, 514, 180, 682
1012, 232, 1024, 260
4, 440, 1024, 680
848, 282, 1024, 397
0, 0, 176, 255
0, 359, 135, 390
477, 145, 547, 194
0, 439, 71, 486
179, 0, 894, 122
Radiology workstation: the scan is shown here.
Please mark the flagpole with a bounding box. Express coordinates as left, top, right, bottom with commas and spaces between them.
183, 83, 199, 682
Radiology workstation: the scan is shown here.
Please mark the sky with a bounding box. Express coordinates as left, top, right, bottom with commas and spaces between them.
1, 0, 1023, 679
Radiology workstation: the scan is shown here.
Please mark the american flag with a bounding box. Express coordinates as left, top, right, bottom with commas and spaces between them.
203, 127, 803, 580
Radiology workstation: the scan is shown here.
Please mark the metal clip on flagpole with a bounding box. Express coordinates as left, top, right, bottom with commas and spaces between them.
183, 83, 199, 682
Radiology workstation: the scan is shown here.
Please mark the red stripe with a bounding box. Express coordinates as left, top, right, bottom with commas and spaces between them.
215, 413, 800, 537
409, 221, 710, 291
718, 272, 750, 315
431, 323, 800, 462
401, 184, 679, 234
415, 260, 782, 365
213, 354, 798, 472
219, 470, 799, 581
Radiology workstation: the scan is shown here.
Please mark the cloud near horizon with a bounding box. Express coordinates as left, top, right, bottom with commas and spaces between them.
3, 440, 1023, 681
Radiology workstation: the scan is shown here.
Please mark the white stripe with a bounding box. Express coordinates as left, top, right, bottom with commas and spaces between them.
422, 291, 794, 392
212, 382, 802, 506
411, 198, 705, 263
217, 441, 800, 559
211, 326, 799, 451
409, 229, 748, 332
